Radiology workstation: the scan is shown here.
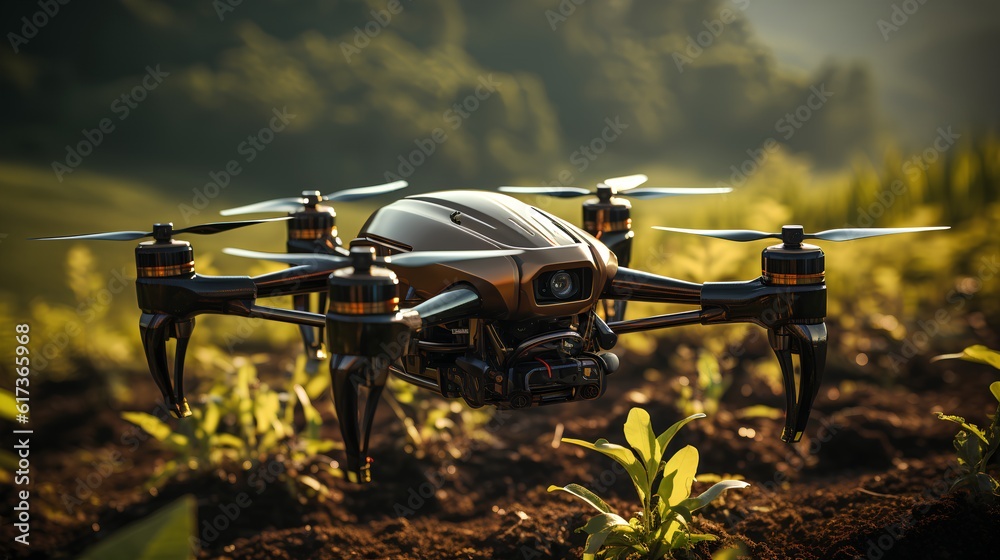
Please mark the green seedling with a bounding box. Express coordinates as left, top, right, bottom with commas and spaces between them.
385, 377, 495, 460
549, 408, 749, 559
933, 345, 1000, 499
123, 359, 341, 501
677, 350, 731, 417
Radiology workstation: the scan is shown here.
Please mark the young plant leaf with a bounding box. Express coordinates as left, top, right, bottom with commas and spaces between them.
991, 381, 1000, 404
735, 405, 783, 420
953, 430, 983, 468
679, 480, 751, 512
651, 517, 684, 556
77, 494, 196, 560
562, 437, 649, 503
624, 407, 659, 484
936, 413, 991, 445
548, 483, 614, 514
658, 445, 699, 508
201, 400, 220, 435
293, 384, 324, 441
212, 433, 247, 451
962, 346, 1000, 369
579, 512, 633, 560
122, 412, 189, 452
972, 472, 1000, 495
655, 413, 705, 461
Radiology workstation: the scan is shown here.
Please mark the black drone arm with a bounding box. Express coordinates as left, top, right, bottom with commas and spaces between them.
603, 267, 702, 305
255, 265, 337, 368
604, 268, 828, 444
408, 286, 482, 328
253, 264, 338, 298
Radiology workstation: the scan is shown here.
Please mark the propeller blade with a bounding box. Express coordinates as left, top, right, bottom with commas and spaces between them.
222, 248, 348, 267
806, 226, 951, 242
651, 226, 781, 242
498, 186, 592, 198
324, 180, 409, 203
386, 249, 523, 268
32, 230, 152, 241
175, 217, 291, 235
219, 198, 307, 216
626, 187, 733, 199
601, 174, 648, 191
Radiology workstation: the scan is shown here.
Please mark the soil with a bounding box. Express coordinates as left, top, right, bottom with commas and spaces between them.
4, 330, 1000, 560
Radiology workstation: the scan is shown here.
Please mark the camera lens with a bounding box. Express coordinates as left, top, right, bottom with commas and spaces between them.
549, 271, 577, 300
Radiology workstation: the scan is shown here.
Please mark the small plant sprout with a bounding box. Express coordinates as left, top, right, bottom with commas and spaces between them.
384, 376, 495, 460
932, 345, 1000, 370
548, 407, 749, 559
932, 345, 1000, 499
677, 350, 731, 417
122, 359, 342, 501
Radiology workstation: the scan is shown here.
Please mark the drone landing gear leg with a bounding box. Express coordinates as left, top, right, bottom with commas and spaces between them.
770, 323, 827, 443
330, 354, 387, 484
139, 313, 193, 419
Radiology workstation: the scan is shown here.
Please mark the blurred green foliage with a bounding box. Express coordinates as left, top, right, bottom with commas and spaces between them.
674, 349, 730, 417
622, 134, 1000, 372
933, 346, 1000, 499
122, 357, 341, 502
385, 376, 496, 460
77, 495, 197, 560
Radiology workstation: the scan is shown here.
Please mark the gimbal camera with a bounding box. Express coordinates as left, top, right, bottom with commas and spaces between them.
35, 176, 947, 483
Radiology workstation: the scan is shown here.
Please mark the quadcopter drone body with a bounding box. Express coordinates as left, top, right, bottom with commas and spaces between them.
35, 179, 947, 484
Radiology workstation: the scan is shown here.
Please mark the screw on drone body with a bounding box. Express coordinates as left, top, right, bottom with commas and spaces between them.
151, 223, 174, 243
781, 225, 805, 248
350, 246, 377, 272
301, 191, 323, 208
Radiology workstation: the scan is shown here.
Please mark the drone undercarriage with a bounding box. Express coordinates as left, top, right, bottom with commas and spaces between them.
395, 313, 619, 411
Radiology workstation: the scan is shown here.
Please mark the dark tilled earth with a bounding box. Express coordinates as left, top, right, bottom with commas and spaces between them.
3, 342, 1000, 560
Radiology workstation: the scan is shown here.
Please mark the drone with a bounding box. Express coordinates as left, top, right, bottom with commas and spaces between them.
34, 175, 948, 483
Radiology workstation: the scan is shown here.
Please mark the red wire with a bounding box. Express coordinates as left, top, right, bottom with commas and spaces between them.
535, 357, 553, 378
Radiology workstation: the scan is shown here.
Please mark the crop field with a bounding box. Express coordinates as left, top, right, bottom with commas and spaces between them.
2, 133, 998, 559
